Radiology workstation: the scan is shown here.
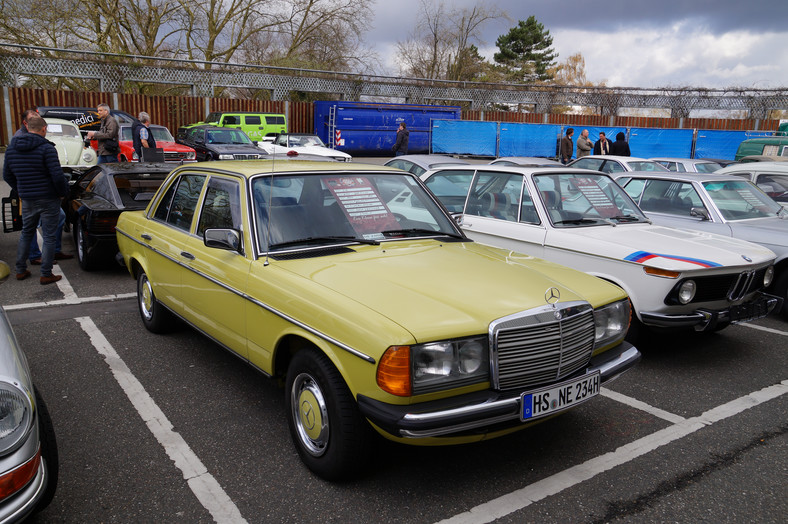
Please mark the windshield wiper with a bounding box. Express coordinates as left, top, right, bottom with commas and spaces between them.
381, 228, 464, 239
609, 214, 649, 223
269, 236, 380, 249
553, 218, 614, 226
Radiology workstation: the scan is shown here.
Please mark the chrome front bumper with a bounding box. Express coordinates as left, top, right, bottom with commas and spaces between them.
357, 341, 640, 439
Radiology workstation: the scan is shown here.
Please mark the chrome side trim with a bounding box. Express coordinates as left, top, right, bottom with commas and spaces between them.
117, 229, 376, 364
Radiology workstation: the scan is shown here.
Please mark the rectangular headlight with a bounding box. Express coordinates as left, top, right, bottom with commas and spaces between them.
593, 299, 631, 349
412, 336, 489, 394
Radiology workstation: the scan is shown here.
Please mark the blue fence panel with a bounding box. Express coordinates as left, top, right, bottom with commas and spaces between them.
627, 128, 694, 158
431, 120, 498, 156
499, 123, 562, 157
694, 129, 774, 160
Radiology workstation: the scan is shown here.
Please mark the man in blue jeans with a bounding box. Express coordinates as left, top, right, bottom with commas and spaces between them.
3, 115, 69, 285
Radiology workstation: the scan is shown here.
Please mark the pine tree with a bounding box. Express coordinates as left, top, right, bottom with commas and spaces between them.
494, 16, 558, 83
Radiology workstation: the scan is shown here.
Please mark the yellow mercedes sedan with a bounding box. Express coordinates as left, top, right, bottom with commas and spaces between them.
115, 160, 640, 480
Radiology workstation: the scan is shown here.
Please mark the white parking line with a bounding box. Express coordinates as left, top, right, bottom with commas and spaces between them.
4, 293, 136, 311
739, 322, 788, 337
76, 317, 247, 524
600, 388, 686, 424
436, 380, 788, 524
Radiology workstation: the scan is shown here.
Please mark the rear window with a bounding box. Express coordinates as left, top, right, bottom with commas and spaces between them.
265, 116, 286, 125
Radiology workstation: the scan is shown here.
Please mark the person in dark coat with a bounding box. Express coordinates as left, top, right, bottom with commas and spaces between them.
560, 127, 574, 164
132, 111, 157, 161
593, 131, 613, 155
391, 122, 409, 156
611, 132, 631, 156
3, 115, 69, 285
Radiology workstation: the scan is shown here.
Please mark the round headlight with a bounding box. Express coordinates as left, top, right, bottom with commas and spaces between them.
458, 340, 484, 374
0, 382, 32, 455
81, 149, 95, 162
764, 266, 774, 287
678, 280, 696, 304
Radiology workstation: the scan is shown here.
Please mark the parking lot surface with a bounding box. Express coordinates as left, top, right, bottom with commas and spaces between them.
1, 160, 786, 523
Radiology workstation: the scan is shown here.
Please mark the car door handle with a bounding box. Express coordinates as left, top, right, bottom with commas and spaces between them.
180, 251, 195, 260
141, 233, 152, 241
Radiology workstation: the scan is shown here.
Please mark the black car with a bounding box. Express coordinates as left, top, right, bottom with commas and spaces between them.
175, 124, 265, 161
65, 162, 175, 270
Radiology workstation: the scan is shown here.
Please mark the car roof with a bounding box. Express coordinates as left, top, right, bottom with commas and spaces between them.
423, 164, 607, 177
170, 160, 405, 179
491, 156, 562, 165
716, 161, 788, 173
610, 170, 744, 183
649, 157, 714, 163
575, 155, 652, 162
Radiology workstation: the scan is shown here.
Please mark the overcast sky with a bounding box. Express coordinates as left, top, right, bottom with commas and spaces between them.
368, 0, 788, 90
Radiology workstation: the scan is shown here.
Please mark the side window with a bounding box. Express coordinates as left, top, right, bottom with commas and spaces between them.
197, 178, 242, 235
153, 180, 178, 221
676, 163, 687, 173
640, 180, 702, 216
163, 175, 207, 231
424, 171, 474, 213
621, 178, 646, 203
222, 115, 239, 125
468, 171, 521, 222
519, 184, 540, 224
605, 161, 625, 173
245, 115, 261, 125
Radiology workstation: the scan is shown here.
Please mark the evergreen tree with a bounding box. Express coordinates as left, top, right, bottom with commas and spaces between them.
494, 16, 558, 83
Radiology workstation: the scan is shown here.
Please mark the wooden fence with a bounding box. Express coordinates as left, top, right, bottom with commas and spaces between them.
2, 87, 779, 148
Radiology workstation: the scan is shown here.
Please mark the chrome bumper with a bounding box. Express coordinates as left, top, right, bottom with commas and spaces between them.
640, 292, 782, 332
357, 341, 640, 439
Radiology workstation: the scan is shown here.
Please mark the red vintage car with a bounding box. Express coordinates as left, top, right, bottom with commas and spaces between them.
91, 125, 197, 163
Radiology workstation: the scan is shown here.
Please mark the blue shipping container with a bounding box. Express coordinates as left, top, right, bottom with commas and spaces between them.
313, 101, 462, 156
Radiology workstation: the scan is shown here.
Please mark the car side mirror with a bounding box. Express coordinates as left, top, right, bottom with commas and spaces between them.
204, 228, 242, 253
689, 207, 710, 221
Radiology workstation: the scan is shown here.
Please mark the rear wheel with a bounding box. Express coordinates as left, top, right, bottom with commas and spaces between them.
285, 349, 373, 481
137, 270, 173, 333
75, 220, 95, 271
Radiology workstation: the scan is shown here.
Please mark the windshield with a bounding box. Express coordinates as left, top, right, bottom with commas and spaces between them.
288, 135, 325, 147
695, 162, 722, 173
206, 129, 253, 145
702, 180, 783, 220
252, 172, 461, 252
151, 127, 174, 141
45, 122, 80, 137
533, 172, 648, 227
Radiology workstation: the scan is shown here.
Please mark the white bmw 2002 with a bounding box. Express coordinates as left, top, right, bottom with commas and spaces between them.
420, 165, 781, 336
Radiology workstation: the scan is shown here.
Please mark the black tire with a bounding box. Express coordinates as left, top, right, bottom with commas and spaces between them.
33, 387, 58, 514
285, 349, 374, 481
137, 270, 173, 333
773, 270, 788, 318
75, 220, 94, 271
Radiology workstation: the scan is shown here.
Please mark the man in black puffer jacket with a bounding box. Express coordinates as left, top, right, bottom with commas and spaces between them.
3, 115, 69, 285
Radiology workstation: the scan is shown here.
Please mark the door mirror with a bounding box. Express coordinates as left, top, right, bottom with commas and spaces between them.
204, 228, 242, 253
690, 207, 710, 221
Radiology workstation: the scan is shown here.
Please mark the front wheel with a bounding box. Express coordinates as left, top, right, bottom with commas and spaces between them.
285, 349, 373, 481
773, 270, 788, 318
137, 270, 173, 333
33, 387, 58, 515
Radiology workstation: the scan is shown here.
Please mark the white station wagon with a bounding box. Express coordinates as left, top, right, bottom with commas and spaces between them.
420, 165, 780, 337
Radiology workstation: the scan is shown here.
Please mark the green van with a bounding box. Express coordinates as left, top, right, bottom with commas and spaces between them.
202, 112, 287, 141
735, 136, 788, 161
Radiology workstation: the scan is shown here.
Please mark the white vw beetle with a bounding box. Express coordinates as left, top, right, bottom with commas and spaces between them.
420, 165, 780, 336
43, 117, 97, 170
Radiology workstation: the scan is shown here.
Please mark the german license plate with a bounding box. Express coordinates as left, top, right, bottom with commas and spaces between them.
521, 371, 600, 421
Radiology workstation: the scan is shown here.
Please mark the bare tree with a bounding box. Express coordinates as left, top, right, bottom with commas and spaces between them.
395, 1, 505, 81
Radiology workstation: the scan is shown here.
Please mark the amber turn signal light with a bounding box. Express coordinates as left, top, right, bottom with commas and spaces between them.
377, 346, 411, 397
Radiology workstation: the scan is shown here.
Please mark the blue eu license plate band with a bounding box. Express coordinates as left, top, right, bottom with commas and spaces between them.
521, 371, 600, 421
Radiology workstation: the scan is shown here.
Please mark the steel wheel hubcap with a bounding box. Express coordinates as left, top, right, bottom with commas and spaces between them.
139, 276, 154, 320
291, 372, 329, 456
